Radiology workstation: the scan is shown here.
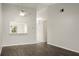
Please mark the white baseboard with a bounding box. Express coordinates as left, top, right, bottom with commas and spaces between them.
2, 41, 46, 47
47, 42, 79, 53
36, 41, 46, 43
2, 42, 37, 47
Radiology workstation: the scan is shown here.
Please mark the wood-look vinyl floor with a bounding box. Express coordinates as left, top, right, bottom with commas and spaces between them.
1, 42, 79, 56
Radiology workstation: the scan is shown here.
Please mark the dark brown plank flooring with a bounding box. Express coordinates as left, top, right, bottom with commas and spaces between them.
1, 42, 79, 56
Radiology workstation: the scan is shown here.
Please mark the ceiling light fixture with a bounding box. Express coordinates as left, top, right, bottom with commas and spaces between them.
60, 8, 64, 13
19, 9, 26, 16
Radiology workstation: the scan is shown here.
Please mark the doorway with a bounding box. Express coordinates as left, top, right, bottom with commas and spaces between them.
36, 17, 47, 43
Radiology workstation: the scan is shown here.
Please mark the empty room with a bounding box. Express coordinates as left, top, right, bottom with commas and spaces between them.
0, 3, 79, 56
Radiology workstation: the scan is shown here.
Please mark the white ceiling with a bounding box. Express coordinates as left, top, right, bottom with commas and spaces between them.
10, 3, 54, 8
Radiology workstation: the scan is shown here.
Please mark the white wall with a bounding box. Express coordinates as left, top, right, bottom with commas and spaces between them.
0, 3, 2, 54
2, 3, 36, 46
47, 3, 79, 53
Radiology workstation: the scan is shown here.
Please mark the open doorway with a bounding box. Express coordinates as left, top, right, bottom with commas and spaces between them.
36, 17, 47, 43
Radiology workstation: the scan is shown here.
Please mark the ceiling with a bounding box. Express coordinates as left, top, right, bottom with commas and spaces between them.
10, 3, 54, 8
